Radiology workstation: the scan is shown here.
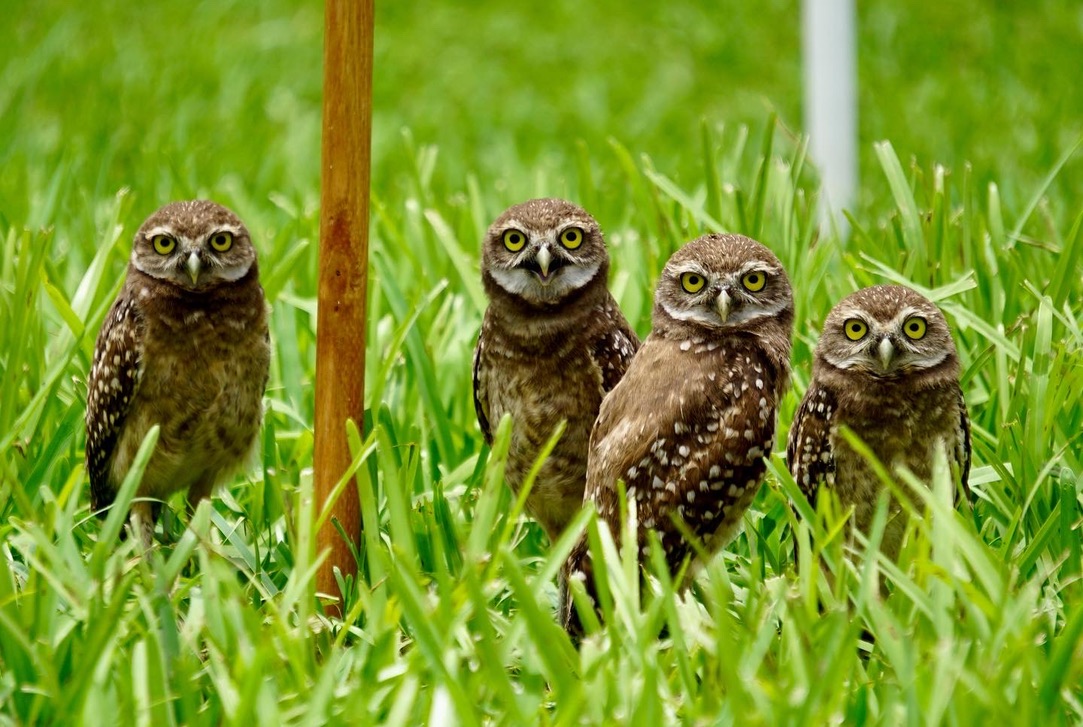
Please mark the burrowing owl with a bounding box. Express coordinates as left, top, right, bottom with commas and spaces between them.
563, 233, 793, 631
85, 200, 270, 545
787, 285, 971, 561
472, 198, 639, 541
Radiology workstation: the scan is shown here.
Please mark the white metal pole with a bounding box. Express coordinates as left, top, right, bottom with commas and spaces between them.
802, 0, 858, 228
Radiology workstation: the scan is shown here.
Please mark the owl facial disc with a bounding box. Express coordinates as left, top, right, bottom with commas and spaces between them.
523, 244, 564, 283
488, 240, 599, 303
821, 294, 953, 377
134, 213, 254, 293
481, 198, 610, 306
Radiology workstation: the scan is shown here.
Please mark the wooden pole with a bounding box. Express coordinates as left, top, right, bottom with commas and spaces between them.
314, 0, 373, 609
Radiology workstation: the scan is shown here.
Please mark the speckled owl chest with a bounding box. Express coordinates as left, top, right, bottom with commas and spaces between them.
113, 291, 270, 495
830, 382, 959, 502
480, 324, 605, 491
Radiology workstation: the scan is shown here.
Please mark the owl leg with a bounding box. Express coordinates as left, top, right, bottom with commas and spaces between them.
129, 501, 156, 549
556, 566, 569, 625
186, 477, 215, 515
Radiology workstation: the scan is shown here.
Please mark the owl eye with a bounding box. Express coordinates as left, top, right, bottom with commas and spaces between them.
209, 231, 233, 252
559, 227, 584, 250
151, 235, 176, 255
742, 271, 766, 292
680, 272, 706, 293
503, 229, 526, 252
903, 316, 927, 340
843, 318, 868, 341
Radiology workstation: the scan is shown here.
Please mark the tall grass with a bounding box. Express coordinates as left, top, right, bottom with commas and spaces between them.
2, 0, 1081, 723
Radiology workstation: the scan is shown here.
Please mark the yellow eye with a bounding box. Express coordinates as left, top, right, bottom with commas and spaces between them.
151, 234, 176, 255
843, 318, 868, 341
209, 231, 233, 252
903, 316, 927, 340
502, 229, 526, 252
680, 272, 706, 293
742, 271, 766, 292
559, 227, 584, 250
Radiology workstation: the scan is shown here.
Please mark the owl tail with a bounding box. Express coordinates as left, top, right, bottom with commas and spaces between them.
560, 539, 598, 642
89, 477, 117, 520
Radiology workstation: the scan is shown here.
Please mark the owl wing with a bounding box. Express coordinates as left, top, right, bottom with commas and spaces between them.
586, 338, 779, 567
589, 300, 640, 394
786, 381, 838, 509
585, 339, 684, 507
472, 332, 492, 445
955, 385, 973, 504
85, 295, 145, 515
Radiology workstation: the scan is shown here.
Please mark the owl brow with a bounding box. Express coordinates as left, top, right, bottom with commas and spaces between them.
144, 226, 177, 239
844, 304, 925, 330
497, 219, 527, 233
739, 261, 775, 275
557, 220, 590, 233
671, 263, 709, 278
889, 305, 928, 326
836, 308, 871, 327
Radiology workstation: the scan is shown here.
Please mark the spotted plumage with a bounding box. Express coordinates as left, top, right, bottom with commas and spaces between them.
86, 200, 270, 545
563, 233, 793, 633
472, 198, 639, 541
787, 285, 971, 561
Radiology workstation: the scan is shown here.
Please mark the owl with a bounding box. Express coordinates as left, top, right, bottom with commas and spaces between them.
786, 285, 971, 562
563, 233, 794, 632
85, 200, 270, 545
472, 198, 639, 542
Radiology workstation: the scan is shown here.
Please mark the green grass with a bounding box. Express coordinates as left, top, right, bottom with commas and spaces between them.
2, 0, 1082, 723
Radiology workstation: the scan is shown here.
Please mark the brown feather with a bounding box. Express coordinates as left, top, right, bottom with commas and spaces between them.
84, 200, 270, 542
786, 285, 971, 561
472, 199, 639, 540
564, 232, 794, 635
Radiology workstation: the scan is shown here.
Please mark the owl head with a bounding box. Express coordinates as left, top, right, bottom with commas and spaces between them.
815, 285, 959, 380
130, 200, 257, 292
481, 198, 609, 307
654, 233, 794, 339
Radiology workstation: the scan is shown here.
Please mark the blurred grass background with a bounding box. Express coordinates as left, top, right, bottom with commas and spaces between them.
3, 0, 1081, 223
1, 0, 1081, 723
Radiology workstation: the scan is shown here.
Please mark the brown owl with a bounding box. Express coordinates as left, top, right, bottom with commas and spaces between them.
787, 285, 971, 561
563, 233, 794, 632
85, 200, 270, 545
472, 198, 639, 541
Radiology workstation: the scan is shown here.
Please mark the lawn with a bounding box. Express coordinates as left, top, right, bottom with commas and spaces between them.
1, 0, 1081, 723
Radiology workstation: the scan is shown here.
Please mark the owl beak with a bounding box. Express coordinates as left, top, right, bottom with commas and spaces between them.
535, 245, 553, 279
715, 290, 732, 322
878, 337, 895, 370
186, 251, 201, 285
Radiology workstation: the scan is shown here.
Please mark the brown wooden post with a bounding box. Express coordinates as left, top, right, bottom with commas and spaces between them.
314, 0, 373, 609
